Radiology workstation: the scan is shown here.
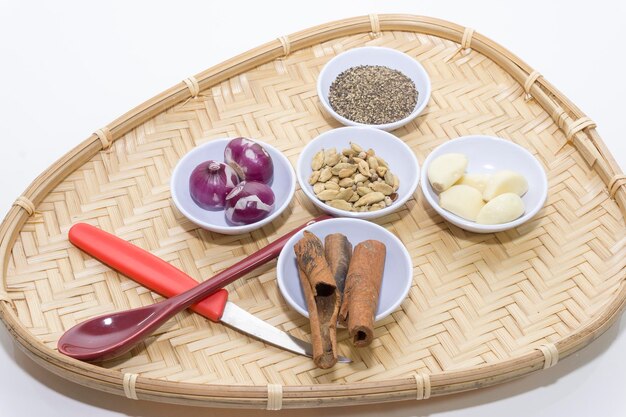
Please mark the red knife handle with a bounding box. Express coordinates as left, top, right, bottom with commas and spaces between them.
69, 223, 228, 321
68, 216, 331, 321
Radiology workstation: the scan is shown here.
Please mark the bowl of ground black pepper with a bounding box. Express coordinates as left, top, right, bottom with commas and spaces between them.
317, 47, 431, 131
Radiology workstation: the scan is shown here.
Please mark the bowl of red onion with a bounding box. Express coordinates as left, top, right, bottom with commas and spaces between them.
170, 137, 296, 235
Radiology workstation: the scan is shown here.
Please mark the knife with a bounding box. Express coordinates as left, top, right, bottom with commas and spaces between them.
68, 222, 350, 362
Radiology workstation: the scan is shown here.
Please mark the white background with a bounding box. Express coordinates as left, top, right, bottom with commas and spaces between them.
1, 1, 625, 416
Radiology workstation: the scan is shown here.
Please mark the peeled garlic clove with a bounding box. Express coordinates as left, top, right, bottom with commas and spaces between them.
483, 170, 528, 201
476, 193, 525, 224
457, 173, 491, 194
428, 153, 468, 193
439, 185, 485, 221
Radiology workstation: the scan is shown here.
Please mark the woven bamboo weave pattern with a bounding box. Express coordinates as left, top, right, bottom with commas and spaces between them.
2, 22, 625, 405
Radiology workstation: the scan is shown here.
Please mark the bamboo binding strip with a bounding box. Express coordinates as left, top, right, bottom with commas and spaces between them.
414, 373, 431, 400
278, 35, 291, 57
0, 14, 625, 409
537, 344, 559, 369
446, 26, 474, 61
524, 70, 542, 101
94, 127, 113, 150
12, 196, 36, 216
123, 373, 139, 400
266, 384, 283, 410
183, 77, 200, 99
609, 174, 626, 198
369, 14, 381, 38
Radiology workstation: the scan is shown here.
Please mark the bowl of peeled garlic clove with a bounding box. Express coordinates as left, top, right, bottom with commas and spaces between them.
420, 135, 548, 233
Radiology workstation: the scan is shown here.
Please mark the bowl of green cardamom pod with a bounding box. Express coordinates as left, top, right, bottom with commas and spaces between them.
296, 126, 420, 219
317, 46, 431, 131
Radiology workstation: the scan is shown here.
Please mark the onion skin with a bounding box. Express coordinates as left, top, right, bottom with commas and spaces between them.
225, 181, 275, 225
189, 160, 240, 210
224, 137, 274, 183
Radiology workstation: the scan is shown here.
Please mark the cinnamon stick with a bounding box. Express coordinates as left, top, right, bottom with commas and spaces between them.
324, 233, 352, 295
338, 240, 386, 347
294, 231, 340, 368
295, 231, 336, 297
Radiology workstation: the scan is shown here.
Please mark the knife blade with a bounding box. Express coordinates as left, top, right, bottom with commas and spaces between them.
220, 302, 314, 357
68, 222, 350, 362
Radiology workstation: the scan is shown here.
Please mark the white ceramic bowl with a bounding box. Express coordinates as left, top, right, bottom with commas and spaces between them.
276, 218, 413, 322
296, 126, 420, 220
170, 138, 296, 235
420, 135, 548, 233
317, 46, 431, 131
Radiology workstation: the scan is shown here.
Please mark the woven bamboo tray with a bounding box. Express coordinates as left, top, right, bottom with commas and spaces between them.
1, 14, 625, 410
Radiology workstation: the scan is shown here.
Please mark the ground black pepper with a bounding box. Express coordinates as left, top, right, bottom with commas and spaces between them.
328, 65, 418, 125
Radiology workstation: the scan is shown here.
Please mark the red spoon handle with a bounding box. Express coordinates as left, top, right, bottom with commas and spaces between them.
68, 216, 331, 316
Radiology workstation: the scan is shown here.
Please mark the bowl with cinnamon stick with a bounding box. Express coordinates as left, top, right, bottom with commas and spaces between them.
276, 218, 412, 368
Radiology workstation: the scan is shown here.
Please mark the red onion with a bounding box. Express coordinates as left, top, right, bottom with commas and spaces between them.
225, 181, 275, 225
224, 137, 274, 183
189, 160, 240, 210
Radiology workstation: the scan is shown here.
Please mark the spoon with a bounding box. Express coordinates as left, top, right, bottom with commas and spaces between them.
58, 215, 331, 361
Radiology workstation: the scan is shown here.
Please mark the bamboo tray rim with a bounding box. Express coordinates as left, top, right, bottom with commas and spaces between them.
1, 13, 625, 409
